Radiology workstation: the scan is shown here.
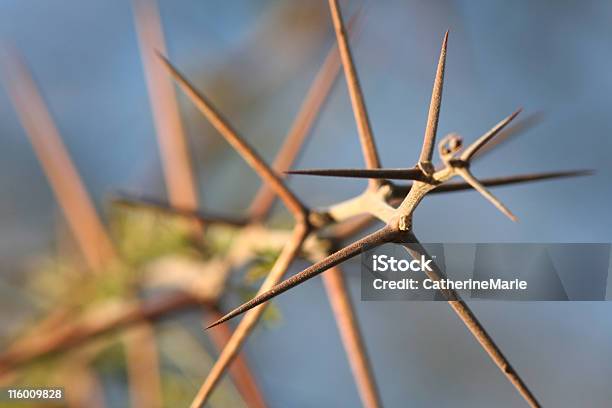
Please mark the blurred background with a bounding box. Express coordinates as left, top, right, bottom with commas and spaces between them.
0, 0, 611, 407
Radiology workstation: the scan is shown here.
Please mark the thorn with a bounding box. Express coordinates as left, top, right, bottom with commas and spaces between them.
157, 53, 308, 221
435, 169, 593, 193
457, 168, 518, 222
390, 169, 594, 199
135, 2, 199, 213
286, 167, 427, 181
472, 111, 545, 160
461, 108, 522, 162
328, 0, 382, 190
1, 49, 116, 270
204, 320, 221, 330
418, 30, 448, 169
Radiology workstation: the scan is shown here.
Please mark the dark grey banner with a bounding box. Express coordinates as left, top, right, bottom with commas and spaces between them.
360, 243, 612, 301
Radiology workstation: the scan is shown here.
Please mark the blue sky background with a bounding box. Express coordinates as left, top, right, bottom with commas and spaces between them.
0, 1, 611, 406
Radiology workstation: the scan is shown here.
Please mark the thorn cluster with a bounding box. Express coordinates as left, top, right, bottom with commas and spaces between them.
147, 2, 590, 407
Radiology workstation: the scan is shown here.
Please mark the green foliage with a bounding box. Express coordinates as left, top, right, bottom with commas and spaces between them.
110, 208, 203, 267
244, 247, 281, 284
13, 205, 284, 406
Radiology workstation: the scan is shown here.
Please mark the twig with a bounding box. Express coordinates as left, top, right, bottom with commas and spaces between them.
0, 292, 206, 374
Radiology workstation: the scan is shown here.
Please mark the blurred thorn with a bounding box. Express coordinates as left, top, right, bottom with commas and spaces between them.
472, 111, 545, 160
123, 324, 163, 408
112, 192, 248, 226
131, 0, 200, 213
460, 108, 522, 162
62, 342, 109, 408
322, 265, 381, 408
0, 46, 116, 271
204, 311, 268, 408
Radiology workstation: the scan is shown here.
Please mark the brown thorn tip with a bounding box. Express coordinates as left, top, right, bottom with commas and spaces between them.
154, 49, 165, 59
461, 107, 524, 162
509, 107, 523, 122
204, 321, 221, 330
155, 51, 175, 73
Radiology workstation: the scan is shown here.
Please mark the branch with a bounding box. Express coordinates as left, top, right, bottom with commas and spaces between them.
123, 324, 163, 408
0, 293, 207, 374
